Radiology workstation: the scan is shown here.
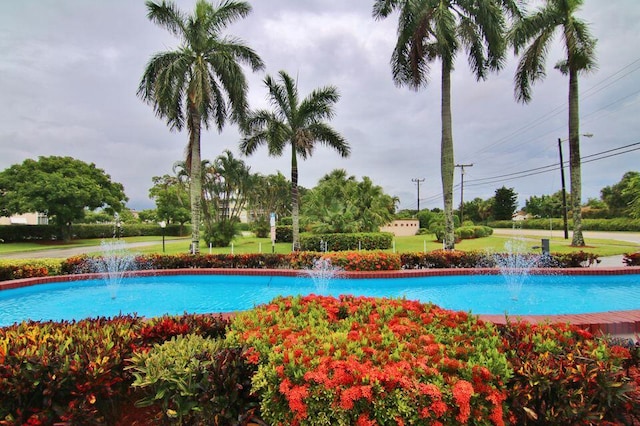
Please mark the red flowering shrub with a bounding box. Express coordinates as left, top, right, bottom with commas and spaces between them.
623, 252, 640, 266
136, 313, 229, 350
401, 250, 489, 269
227, 295, 511, 425
499, 321, 639, 425
289, 251, 401, 271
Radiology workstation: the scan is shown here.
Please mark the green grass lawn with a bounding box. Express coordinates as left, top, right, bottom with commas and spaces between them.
1, 233, 637, 259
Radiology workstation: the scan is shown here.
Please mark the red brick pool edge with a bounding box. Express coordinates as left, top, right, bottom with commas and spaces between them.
2, 267, 640, 336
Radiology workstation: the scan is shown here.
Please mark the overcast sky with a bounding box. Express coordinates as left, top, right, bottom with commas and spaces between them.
1, 1, 639, 213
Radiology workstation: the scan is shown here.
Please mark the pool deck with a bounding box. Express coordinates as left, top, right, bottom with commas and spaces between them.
2, 266, 639, 336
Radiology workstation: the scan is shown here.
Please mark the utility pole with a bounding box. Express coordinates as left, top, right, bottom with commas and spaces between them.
455, 164, 473, 223
411, 178, 425, 213
558, 138, 569, 240
558, 133, 592, 240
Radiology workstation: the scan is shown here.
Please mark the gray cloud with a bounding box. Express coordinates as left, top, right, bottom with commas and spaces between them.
1, 0, 639, 212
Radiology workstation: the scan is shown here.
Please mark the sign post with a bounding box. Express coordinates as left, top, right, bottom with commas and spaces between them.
270, 213, 276, 253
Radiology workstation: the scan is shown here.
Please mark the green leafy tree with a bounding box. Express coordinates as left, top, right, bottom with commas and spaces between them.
511, 0, 597, 246
138, 0, 264, 253
373, 0, 519, 250
523, 191, 564, 218
240, 71, 350, 250
601, 171, 640, 217
621, 173, 640, 219
138, 209, 159, 223
0, 156, 127, 241
149, 173, 191, 227
493, 186, 518, 220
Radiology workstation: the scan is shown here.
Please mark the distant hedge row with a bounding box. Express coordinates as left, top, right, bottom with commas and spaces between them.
0, 224, 189, 242
488, 218, 640, 232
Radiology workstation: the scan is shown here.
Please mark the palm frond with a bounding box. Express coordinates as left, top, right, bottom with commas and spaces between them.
145, 0, 187, 39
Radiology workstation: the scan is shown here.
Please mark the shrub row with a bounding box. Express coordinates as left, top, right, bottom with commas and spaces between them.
299, 232, 393, 251
0, 313, 230, 425
2, 298, 638, 425
0, 250, 602, 282
489, 218, 640, 232
0, 259, 62, 281
0, 224, 188, 242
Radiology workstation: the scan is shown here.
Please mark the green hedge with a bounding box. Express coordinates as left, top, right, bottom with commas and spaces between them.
299, 232, 393, 251
0, 223, 188, 242
489, 218, 640, 232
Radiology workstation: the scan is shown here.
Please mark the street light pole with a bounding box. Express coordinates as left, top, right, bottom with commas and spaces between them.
159, 221, 167, 253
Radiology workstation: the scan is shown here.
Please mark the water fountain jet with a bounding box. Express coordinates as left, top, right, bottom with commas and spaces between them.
305, 258, 342, 293
91, 240, 136, 299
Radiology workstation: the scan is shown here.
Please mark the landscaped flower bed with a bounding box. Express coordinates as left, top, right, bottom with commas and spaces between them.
0, 250, 603, 282
1, 297, 638, 425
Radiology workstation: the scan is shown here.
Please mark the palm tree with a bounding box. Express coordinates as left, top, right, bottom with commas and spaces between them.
510, 0, 596, 247
240, 71, 351, 250
138, 0, 264, 253
373, 0, 519, 249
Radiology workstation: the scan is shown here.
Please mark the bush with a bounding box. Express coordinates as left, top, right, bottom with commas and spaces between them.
624, 252, 640, 266
128, 335, 258, 425
551, 251, 600, 267
276, 225, 293, 243
289, 251, 401, 271
0, 316, 141, 425
499, 321, 638, 424
204, 220, 238, 247
300, 232, 393, 251
0, 313, 231, 425
0, 259, 62, 281
400, 250, 489, 269
227, 295, 511, 425
251, 217, 269, 238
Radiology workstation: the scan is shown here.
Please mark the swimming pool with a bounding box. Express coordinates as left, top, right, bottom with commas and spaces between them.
1, 271, 639, 326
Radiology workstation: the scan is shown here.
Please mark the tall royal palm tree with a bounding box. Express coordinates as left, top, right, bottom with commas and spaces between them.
138, 0, 264, 253
510, 0, 596, 247
373, 0, 519, 249
240, 70, 350, 250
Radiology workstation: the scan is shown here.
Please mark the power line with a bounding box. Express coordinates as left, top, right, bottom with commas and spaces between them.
413, 141, 640, 205
461, 56, 640, 163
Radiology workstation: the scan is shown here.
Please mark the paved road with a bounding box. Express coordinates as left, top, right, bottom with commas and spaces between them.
0, 238, 191, 259
491, 228, 640, 245
492, 228, 639, 267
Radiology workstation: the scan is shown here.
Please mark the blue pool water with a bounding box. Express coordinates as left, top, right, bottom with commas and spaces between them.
1, 273, 639, 326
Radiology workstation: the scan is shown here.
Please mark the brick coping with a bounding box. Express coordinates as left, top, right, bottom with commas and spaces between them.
2, 267, 640, 336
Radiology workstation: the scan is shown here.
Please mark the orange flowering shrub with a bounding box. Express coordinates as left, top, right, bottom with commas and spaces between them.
289, 251, 401, 271
227, 295, 512, 425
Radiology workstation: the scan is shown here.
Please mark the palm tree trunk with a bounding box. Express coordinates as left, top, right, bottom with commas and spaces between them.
291, 145, 300, 251
441, 63, 455, 250
189, 107, 202, 254
568, 66, 584, 246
